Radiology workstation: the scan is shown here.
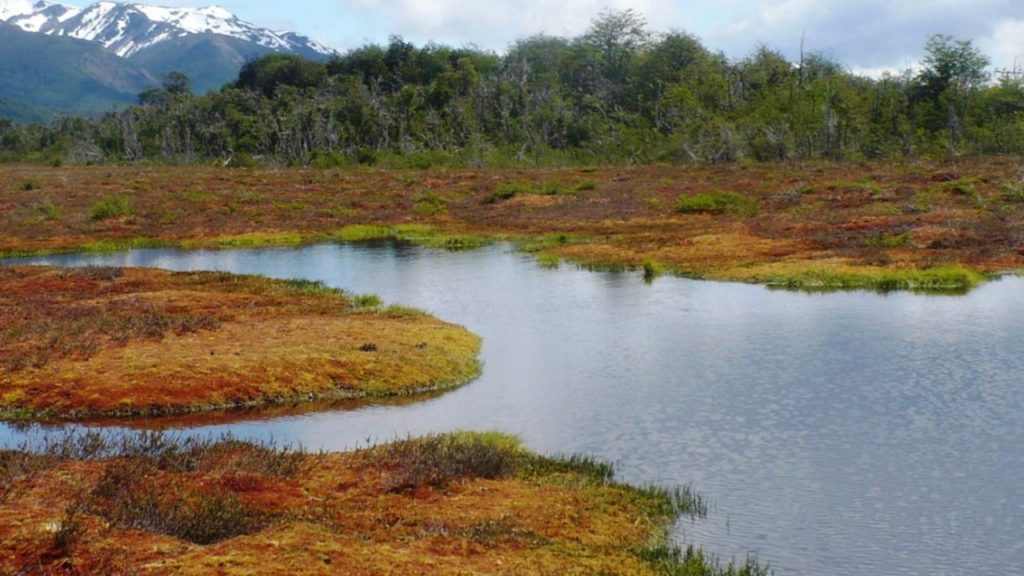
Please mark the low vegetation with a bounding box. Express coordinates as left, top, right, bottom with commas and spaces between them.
88, 193, 132, 221
2, 159, 1019, 292
0, 266, 481, 419
0, 431, 767, 575
676, 190, 759, 216
485, 179, 597, 203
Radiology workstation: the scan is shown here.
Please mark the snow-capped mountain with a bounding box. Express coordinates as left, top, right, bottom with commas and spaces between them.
0, 1, 334, 58
0, 1, 80, 31
1, 1, 337, 121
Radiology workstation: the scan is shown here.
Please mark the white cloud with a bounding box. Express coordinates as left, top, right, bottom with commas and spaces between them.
154, 0, 1024, 75
705, 0, 1024, 73
337, 0, 684, 50
330, 0, 1024, 73
979, 18, 1024, 74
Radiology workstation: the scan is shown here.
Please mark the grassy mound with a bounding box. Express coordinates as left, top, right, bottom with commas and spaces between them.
0, 431, 767, 575
0, 266, 481, 419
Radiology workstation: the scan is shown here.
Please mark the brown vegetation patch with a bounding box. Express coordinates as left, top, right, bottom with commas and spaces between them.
0, 433, 714, 575
0, 267, 481, 419
2, 158, 1021, 288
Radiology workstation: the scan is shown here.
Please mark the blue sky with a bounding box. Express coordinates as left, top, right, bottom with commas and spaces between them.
162, 0, 1024, 74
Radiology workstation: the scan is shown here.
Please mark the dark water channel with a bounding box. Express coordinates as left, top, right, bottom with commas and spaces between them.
3, 243, 1023, 575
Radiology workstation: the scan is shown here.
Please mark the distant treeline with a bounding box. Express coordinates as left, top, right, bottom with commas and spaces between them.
2, 9, 1023, 167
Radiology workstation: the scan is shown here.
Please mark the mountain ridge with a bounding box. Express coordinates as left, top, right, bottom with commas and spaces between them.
0, 1, 337, 121
0, 20, 157, 123
0, 1, 335, 58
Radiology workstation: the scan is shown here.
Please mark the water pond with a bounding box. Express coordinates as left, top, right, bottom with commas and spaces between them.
3, 243, 1023, 575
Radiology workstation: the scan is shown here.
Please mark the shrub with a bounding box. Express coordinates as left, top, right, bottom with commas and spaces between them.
946, 177, 982, 196
371, 433, 522, 492
225, 153, 258, 168
537, 181, 566, 196
354, 147, 377, 165
1001, 180, 1024, 203
485, 181, 528, 203
486, 180, 579, 203
13, 431, 305, 477
89, 194, 132, 221
1, 451, 42, 504
412, 190, 450, 215
35, 198, 61, 221
676, 190, 758, 215
3, 432, 305, 545
309, 150, 348, 168
352, 294, 382, 308
573, 179, 597, 192
402, 150, 450, 170
91, 459, 273, 544
52, 500, 85, 555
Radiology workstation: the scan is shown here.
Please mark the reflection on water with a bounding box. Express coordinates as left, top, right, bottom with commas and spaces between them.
4, 244, 1024, 576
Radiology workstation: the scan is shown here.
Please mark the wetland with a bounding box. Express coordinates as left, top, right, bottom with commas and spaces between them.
3, 241, 1022, 575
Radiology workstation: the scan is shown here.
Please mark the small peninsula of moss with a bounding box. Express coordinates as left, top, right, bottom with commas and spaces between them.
0, 266, 481, 419
0, 432, 765, 575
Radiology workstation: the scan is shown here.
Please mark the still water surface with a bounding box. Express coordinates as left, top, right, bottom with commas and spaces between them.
3, 243, 1023, 575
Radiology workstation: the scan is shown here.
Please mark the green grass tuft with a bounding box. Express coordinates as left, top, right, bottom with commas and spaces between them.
334, 225, 393, 242
637, 544, 771, 576
412, 190, 450, 215
88, 194, 133, 221
486, 180, 583, 203
864, 232, 911, 248
643, 259, 663, 282
535, 253, 561, 269
573, 179, 597, 192
762, 265, 985, 294
34, 198, 61, 221
827, 180, 882, 194
676, 191, 759, 216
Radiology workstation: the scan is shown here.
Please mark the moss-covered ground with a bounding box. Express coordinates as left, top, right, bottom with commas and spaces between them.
0, 266, 480, 420
0, 432, 767, 575
2, 159, 1022, 291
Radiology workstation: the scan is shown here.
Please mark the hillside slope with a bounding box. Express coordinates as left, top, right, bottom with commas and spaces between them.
0, 22, 155, 122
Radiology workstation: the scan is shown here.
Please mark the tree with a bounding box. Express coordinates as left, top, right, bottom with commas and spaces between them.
138, 72, 192, 106
914, 34, 989, 151
581, 9, 650, 105
583, 8, 649, 67
236, 54, 327, 97
634, 31, 722, 114
162, 71, 191, 95
12, 20, 1024, 164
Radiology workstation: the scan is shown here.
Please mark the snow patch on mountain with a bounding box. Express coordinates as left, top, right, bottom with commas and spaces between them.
1, 1, 80, 32
0, 0, 37, 20
0, 1, 334, 58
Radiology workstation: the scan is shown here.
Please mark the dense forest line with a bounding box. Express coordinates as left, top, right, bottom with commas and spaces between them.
2, 10, 1023, 167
